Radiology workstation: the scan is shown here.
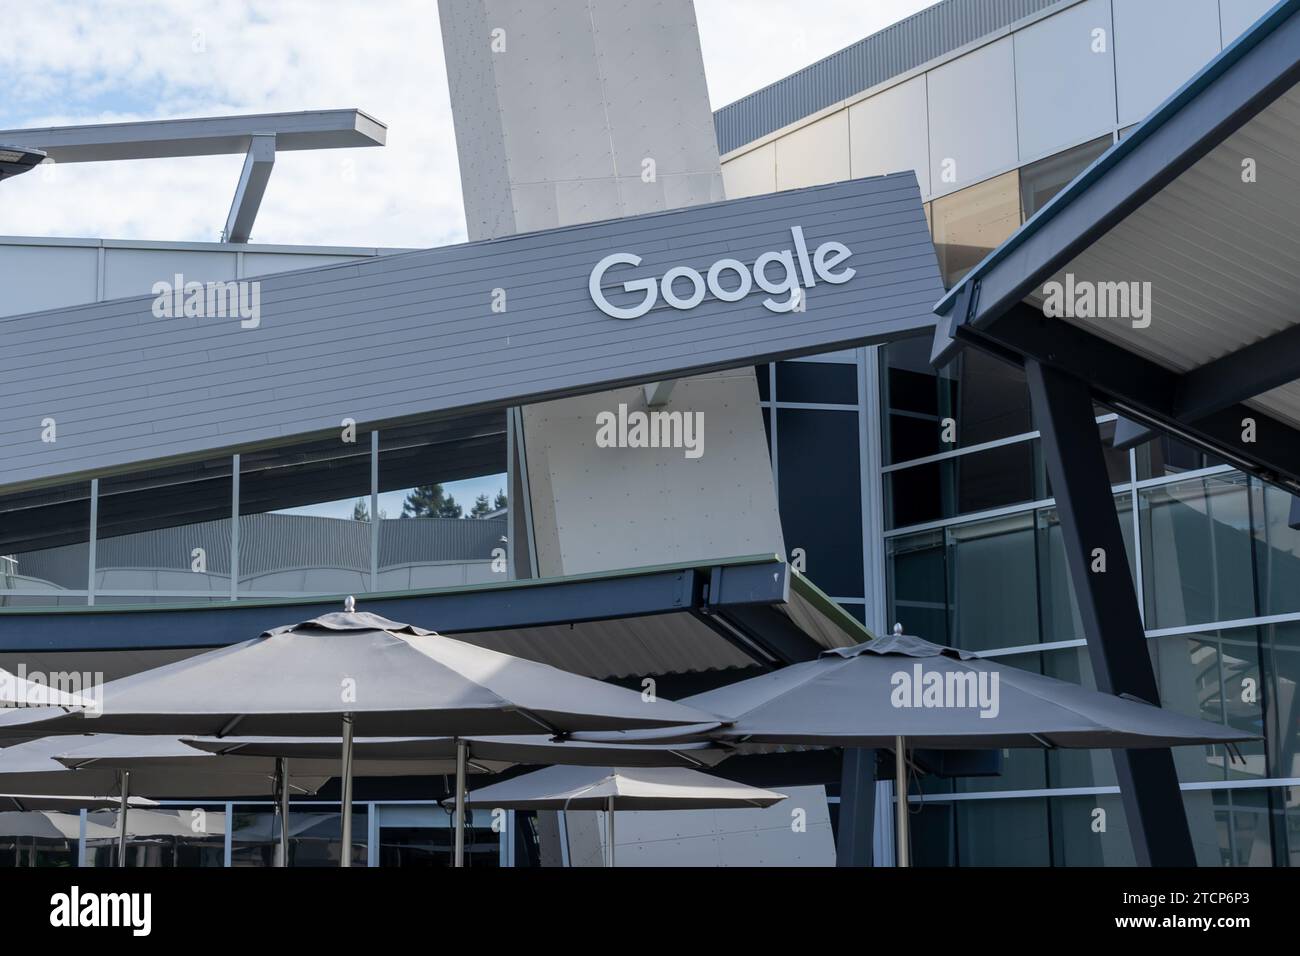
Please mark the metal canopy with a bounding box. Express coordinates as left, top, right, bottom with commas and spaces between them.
0, 557, 864, 679
931, 0, 1300, 492
0, 109, 387, 163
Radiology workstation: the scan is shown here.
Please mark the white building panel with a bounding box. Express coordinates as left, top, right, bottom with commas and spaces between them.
1014, 0, 1118, 163
848, 75, 931, 196
775, 110, 850, 190
926, 36, 1019, 197
103, 247, 236, 300
0, 243, 98, 317
1113, 0, 1221, 127
721, 141, 777, 198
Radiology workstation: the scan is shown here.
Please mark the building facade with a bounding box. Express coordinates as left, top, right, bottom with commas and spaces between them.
0, 0, 1294, 867
723, 0, 1296, 865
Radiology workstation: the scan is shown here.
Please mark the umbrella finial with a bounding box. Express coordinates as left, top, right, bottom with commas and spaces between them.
892, 622, 903, 636
344, 595, 356, 613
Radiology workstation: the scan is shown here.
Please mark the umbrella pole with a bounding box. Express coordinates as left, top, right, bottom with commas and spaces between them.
340, 714, 354, 868
454, 738, 466, 868
275, 757, 291, 868
606, 795, 615, 868
117, 770, 131, 869
894, 736, 909, 868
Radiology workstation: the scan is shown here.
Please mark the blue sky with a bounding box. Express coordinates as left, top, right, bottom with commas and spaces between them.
0, 0, 933, 247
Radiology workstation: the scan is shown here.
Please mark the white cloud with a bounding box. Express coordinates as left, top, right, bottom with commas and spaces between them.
0, 0, 934, 248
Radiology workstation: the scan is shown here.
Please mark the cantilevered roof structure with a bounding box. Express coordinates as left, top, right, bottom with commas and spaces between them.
0, 555, 864, 679
931, 0, 1300, 492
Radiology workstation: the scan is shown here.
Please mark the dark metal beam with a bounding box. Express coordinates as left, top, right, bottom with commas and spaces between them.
836, 748, 877, 867
1026, 358, 1195, 867
1174, 322, 1300, 419
961, 303, 1300, 492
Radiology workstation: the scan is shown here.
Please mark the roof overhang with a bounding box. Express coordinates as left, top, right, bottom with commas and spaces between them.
0, 556, 867, 680
0, 109, 386, 163
931, 0, 1300, 491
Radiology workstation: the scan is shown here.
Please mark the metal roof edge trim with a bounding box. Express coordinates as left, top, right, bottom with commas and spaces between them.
0, 554, 785, 619
790, 569, 876, 644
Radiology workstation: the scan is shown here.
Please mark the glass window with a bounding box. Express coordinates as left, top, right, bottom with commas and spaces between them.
1260, 622, 1300, 784
930, 170, 1021, 289
94, 458, 232, 604
885, 439, 1043, 530
0, 480, 91, 608
880, 334, 1033, 466
1248, 482, 1300, 617
1019, 136, 1112, 219
85, 807, 226, 867
774, 360, 857, 405
1183, 788, 1275, 867
1139, 475, 1256, 629
881, 334, 954, 465
228, 807, 367, 867
1040, 645, 1121, 789
238, 434, 374, 597
1134, 433, 1225, 481
377, 414, 509, 592
955, 797, 1051, 866
1036, 496, 1136, 647
1050, 794, 1136, 866
0, 811, 81, 867
775, 408, 863, 598
946, 513, 1038, 653
886, 530, 948, 645
1149, 628, 1266, 784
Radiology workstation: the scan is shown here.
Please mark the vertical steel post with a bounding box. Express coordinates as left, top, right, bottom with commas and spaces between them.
1026, 359, 1195, 866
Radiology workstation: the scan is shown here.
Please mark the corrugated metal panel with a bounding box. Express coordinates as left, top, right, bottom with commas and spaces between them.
0, 173, 942, 492
713, 0, 1068, 154
456, 612, 755, 679
1043, 84, 1300, 427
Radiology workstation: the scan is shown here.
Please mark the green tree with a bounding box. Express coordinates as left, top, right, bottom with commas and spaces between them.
493, 489, 508, 511
403, 484, 461, 519
469, 493, 492, 518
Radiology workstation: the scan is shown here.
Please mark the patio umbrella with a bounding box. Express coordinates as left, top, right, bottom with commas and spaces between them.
0, 793, 157, 811
575, 630, 1258, 866
10, 597, 719, 866
0, 733, 331, 868
183, 734, 733, 768
461, 765, 785, 866
67, 733, 510, 868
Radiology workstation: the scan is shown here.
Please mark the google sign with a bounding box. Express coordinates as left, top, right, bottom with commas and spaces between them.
588, 225, 856, 320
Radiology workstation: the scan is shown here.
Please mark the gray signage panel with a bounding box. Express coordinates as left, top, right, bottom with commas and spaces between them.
0, 173, 941, 490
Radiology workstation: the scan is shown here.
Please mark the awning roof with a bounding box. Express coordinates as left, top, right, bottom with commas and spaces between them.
932, 0, 1300, 490
0, 556, 866, 681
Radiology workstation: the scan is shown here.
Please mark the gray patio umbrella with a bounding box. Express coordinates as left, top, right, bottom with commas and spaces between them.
461, 765, 786, 866
576, 630, 1258, 866
10, 598, 719, 867
0, 733, 330, 867
183, 734, 733, 768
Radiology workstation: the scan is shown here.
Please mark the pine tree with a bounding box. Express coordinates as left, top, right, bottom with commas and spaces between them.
493, 489, 508, 511
469, 493, 492, 518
